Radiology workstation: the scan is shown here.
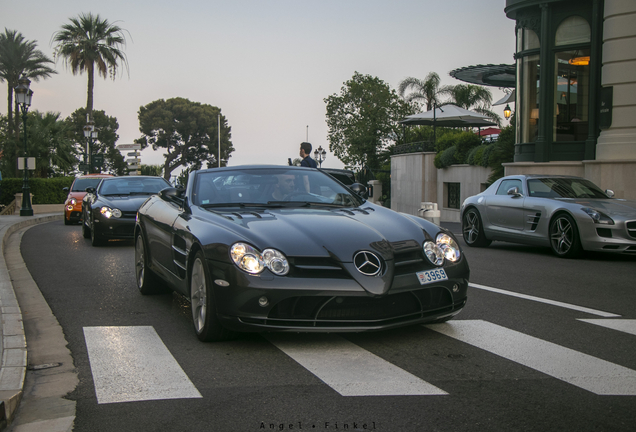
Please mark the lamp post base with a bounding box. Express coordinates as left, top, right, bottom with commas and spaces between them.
20, 208, 34, 217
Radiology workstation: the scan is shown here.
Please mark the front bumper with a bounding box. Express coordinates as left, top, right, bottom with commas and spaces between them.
210, 259, 470, 333
93, 214, 137, 240
578, 219, 636, 254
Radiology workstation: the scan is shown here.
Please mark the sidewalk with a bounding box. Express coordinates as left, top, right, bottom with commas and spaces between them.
0, 214, 70, 431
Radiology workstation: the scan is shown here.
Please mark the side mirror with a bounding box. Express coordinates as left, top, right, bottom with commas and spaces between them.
605, 189, 615, 198
350, 183, 368, 199
507, 186, 522, 197
85, 187, 96, 194
62, 187, 69, 193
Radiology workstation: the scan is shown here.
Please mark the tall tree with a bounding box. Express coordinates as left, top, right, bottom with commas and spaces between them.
440, 83, 501, 126
0, 29, 56, 140
25, 111, 77, 177
325, 72, 414, 170
137, 97, 234, 180
51, 13, 129, 118
397, 72, 447, 111
65, 108, 127, 175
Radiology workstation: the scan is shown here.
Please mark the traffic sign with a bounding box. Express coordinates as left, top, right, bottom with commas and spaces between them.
127, 152, 139, 157
128, 164, 139, 170
127, 158, 141, 164
117, 143, 141, 150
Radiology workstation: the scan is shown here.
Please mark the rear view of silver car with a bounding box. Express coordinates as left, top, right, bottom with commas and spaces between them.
460, 174, 636, 258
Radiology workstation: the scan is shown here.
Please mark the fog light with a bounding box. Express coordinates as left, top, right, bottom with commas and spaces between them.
452, 284, 459, 292
258, 296, 269, 307
66, 205, 73, 211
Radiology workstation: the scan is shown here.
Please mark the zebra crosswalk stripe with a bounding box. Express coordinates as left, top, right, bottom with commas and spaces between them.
577, 319, 636, 336
266, 333, 448, 396
426, 320, 636, 396
83, 326, 202, 404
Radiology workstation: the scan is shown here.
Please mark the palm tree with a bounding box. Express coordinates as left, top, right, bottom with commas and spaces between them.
52, 13, 129, 118
398, 72, 447, 111
440, 83, 501, 126
0, 29, 56, 139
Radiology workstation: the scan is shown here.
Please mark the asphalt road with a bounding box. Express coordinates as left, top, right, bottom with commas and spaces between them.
19, 220, 636, 432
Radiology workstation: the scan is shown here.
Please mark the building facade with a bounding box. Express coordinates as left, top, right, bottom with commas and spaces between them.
505, 0, 636, 199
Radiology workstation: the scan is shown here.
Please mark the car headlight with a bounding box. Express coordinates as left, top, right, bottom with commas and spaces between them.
70, 198, 77, 206
99, 206, 122, 218
423, 233, 461, 266
582, 207, 614, 225
230, 243, 290, 276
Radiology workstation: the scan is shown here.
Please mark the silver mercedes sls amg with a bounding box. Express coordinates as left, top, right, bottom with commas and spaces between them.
460, 174, 636, 258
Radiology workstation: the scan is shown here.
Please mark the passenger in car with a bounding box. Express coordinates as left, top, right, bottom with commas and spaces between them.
269, 174, 295, 201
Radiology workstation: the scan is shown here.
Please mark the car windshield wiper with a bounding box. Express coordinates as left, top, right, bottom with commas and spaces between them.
201, 202, 267, 208
266, 201, 348, 208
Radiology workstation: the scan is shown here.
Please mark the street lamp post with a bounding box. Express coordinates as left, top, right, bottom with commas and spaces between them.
83, 119, 96, 173
14, 75, 34, 216
313, 145, 327, 168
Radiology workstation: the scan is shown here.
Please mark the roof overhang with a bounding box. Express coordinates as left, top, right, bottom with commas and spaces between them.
449, 64, 516, 88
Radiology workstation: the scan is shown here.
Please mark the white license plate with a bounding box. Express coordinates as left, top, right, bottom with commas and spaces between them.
416, 268, 448, 285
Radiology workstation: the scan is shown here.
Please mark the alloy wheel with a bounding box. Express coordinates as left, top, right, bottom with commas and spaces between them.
190, 258, 207, 334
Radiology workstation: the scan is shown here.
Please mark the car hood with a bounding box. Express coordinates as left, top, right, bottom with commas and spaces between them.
99, 195, 154, 211
201, 204, 437, 261
559, 198, 636, 217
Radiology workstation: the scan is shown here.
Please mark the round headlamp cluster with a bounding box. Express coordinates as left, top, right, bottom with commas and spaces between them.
100, 206, 122, 219
230, 242, 289, 276
423, 233, 461, 266
70, 198, 77, 206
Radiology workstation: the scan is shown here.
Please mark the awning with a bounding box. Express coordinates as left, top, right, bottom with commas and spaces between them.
449, 64, 516, 88
493, 90, 516, 106
399, 104, 497, 127
477, 127, 501, 136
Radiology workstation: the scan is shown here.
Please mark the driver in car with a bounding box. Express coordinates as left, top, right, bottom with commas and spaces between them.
269, 174, 296, 201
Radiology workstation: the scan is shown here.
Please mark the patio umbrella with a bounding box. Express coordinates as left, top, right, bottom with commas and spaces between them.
399, 104, 497, 143
399, 104, 496, 127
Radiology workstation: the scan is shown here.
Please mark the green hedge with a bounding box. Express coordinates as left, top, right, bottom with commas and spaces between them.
0, 177, 74, 205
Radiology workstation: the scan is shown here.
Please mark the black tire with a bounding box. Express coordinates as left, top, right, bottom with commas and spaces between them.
82, 214, 91, 239
90, 220, 105, 246
462, 208, 491, 247
549, 213, 582, 258
190, 251, 236, 342
135, 232, 164, 295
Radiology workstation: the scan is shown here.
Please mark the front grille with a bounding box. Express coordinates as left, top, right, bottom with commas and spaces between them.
289, 257, 350, 279
121, 211, 137, 219
626, 221, 636, 239
261, 287, 455, 328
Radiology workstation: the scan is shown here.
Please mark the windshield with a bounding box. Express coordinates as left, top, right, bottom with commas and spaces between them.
192, 168, 364, 207
71, 177, 107, 192
527, 178, 609, 199
98, 177, 171, 195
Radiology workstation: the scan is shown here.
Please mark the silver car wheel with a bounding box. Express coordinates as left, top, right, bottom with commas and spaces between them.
551, 217, 573, 254
191, 257, 207, 334
464, 211, 480, 244
549, 214, 582, 258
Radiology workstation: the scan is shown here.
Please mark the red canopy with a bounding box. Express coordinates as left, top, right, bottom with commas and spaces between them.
477, 127, 501, 136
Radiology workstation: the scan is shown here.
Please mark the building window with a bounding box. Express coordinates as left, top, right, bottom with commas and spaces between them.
517, 27, 541, 144
446, 183, 460, 209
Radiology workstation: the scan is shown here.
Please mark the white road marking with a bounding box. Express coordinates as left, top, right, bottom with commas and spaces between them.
83, 326, 202, 404
577, 319, 636, 336
266, 333, 447, 396
469, 283, 621, 317
426, 320, 636, 395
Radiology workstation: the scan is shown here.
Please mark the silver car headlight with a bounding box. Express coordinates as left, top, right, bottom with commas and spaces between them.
230, 243, 289, 276
423, 233, 461, 266
100, 206, 122, 218
582, 207, 614, 225
70, 198, 77, 206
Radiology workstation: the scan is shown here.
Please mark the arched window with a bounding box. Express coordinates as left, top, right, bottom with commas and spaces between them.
555, 16, 591, 46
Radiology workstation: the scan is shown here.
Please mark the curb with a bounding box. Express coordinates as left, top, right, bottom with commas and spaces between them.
0, 215, 62, 428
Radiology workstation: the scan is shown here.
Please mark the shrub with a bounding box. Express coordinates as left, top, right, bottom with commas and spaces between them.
0, 176, 74, 205
434, 145, 459, 169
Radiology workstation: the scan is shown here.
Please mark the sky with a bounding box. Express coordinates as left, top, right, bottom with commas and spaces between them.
2, 0, 516, 174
